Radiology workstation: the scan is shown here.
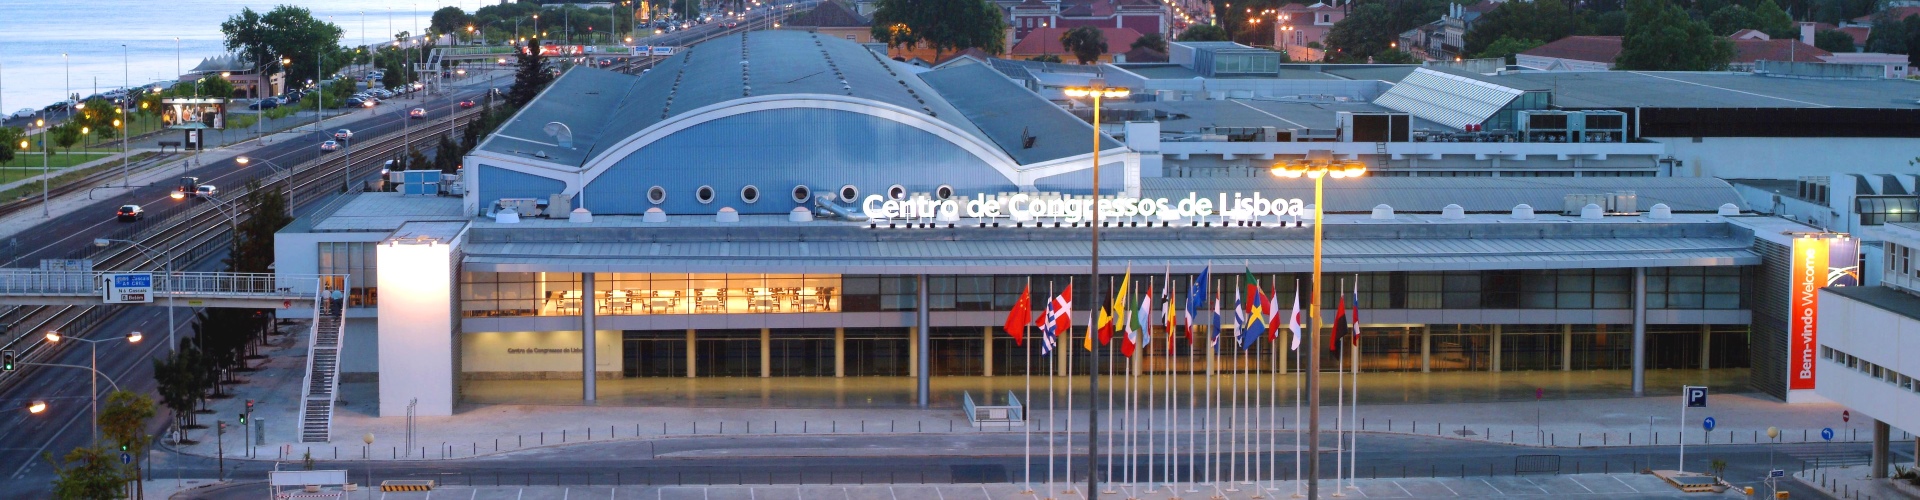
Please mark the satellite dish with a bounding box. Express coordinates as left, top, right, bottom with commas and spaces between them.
544, 122, 574, 149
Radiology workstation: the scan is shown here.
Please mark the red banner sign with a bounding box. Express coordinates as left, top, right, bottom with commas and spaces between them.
1789, 237, 1827, 391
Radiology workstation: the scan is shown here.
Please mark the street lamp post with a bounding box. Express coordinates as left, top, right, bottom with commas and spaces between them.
1063, 80, 1129, 500
235, 156, 299, 207
42, 330, 141, 444
35, 117, 48, 218
1270, 157, 1366, 500
95, 238, 177, 354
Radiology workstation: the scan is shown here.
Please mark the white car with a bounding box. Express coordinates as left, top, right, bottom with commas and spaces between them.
409, 108, 427, 118
320, 140, 341, 152
334, 129, 354, 141
8, 108, 34, 120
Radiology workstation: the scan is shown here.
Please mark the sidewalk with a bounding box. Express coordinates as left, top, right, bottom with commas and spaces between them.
1795, 463, 1920, 500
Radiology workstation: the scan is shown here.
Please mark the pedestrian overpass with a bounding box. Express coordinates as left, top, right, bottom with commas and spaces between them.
0, 269, 350, 443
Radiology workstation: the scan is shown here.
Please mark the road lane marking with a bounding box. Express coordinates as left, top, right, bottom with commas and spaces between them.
1608, 475, 1639, 493
1564, 476, 1595, 494
1435, 479, 1459, 496
1479, 479, 1505, 496
1390, 480, 1413, 497
1518, 477, 1548, 494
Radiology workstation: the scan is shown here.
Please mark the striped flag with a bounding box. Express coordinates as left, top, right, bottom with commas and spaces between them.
1037, 283, 1073, 355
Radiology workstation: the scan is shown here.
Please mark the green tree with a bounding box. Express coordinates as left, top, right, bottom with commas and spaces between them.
222, 6, 346, 87
1752, 0, 1796, 39
1464, 0, 1583, 57
50, 123, 81, 159
434, 132, 461, 173
1864, 10, 1920, 56
1325, 3, 1396, 63
196, 74, 237, 99
1707, 5, 1761, 36
100, 390, 156, 500
228, 179, 292, 274
1589, 10, 1630, 36
1476, 36, 1544, 64
1132, 32, 1169, 53
1371, 48, 1419, 64
430, 6, 473, 37
1617, 0, 1733, 70
1178, 24, 1231, 42
1030, 54, 1064, 63
152, 350, 200, 443
870, 0, 1007, 59
1814, 29, 1857, 52
46, 445, 126, 499
508, 38, 554, 108
1060, 26, 1109, 65
0, 127, 20, 170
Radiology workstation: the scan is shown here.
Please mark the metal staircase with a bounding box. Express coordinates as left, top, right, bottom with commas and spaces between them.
299, 289, 347, 443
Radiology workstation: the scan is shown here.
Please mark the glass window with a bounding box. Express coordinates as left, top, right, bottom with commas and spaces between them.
317, 242, 378, 307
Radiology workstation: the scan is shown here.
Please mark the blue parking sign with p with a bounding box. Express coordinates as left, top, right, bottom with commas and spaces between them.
1685, 386, 1707, 407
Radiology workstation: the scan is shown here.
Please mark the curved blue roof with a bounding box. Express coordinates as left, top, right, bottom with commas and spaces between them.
478, 30, 1119, 169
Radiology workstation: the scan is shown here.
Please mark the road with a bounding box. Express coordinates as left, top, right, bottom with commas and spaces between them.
148, 430, 1881, 499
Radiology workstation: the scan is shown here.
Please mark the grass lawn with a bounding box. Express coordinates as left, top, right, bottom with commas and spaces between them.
5, 151, 117, 171
0, 152, 159, 202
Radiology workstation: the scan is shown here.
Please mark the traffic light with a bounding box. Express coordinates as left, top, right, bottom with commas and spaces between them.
246, 400, 254, 412
120, 444, 128, 451
2, 350, 13, 371
238, 413, 247, 425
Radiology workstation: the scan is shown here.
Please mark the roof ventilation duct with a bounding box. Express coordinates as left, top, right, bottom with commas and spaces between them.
568, 208, 593, 223
1649, 203, 1672, 219
790, 207, 815, 222
716, 207, 740, 223
1441, 204, 1465, 219
1717, 203, 1741, 216
1371, 204, 1394, 220
1580, 203, 1604, 219
643, 207, 668, 223
1511, 204, 1535, 219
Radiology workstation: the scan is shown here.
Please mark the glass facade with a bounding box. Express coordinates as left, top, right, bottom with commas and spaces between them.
461, 268, 1748, 317
317, 242, 378, 307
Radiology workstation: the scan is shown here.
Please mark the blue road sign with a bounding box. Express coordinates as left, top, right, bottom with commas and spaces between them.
1769, 469, 1786, 478
1821, 428, 1835, 441
1703, 416, 1716, 431
119, 452, 131, 464
112, 274, 152, 288
1685, 386, 1708, 407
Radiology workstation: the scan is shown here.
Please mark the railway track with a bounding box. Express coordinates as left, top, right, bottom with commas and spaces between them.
0, 106, 485, 395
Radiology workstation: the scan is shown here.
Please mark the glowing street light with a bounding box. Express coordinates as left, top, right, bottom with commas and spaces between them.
1059, 80, 1130, 498
1268, 157, 1366, 500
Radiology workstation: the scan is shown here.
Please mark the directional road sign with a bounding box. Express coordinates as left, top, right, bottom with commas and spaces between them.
1769, 469, 1786, 478
119, 452, 131, 464
1821, 428, 1835, 441
1703, 416, 1716, 432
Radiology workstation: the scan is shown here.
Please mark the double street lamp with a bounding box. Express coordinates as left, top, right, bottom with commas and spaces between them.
1269, 157, 1366, 499
42, 330, 140, 444
1062, 81, 1129, 500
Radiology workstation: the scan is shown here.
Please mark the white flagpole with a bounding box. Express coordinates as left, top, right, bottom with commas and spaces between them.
1064, 277, 1075, 495
1125, 312, 1135, 492
1168, 276, 1180, 493
1046, 280, 1056, 500
1228, 324, 1242, 492
1146, 275, 1158, 493
1188, 275, 1202, 495
1293, 281, 1304, 499
1024, 278, 1034, 494
1333, 277, 1345, 497
1349, 276, 1361, 491
1104, 276, 1116, 494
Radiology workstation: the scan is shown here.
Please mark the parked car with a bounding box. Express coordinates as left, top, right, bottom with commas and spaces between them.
409, 108, 427, 118
458, 100, 476, 109
345, 97, 366, 108
247, 98, 279, 110
8, 108, 35, 120
334, 129, 354, 141
319, 140, 341, 152
116, 205, 144, 222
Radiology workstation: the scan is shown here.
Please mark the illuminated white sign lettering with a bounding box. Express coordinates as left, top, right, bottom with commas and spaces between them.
861, 192, 1305, 222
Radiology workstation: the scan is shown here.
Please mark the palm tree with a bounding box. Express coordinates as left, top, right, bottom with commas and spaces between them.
1060, 26, 1108, 65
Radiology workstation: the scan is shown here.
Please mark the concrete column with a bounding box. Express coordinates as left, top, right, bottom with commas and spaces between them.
1872, 419, 1891, 478
1561, 324, 1573, 372
1420, 326, 1431, 373
833, 327, 846, 378
760, 328, 771, 378
1699, 324, 1711, 370
984, 327, 995, 377
1632, 267, 1647, 396
582, 273, 596, 401
1490, 324, 1503, 373
916, 274, 931, 408
685, 329, 697, 379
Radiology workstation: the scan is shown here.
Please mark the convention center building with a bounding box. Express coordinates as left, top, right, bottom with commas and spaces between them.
277, 30, 1862, 417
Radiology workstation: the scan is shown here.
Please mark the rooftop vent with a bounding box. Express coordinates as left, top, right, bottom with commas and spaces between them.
542, 122, 574, 149
1580, 203, 1603, 219
643, 207, 668, 223
1371, 204, 1394, 220
1649, 203, 1672, 219
568, 208, 593, 223
1717, 203, 1741, 216
790, 207, 814, 222
1511, 204, 1535, 220
1441, 204, 1465, 219
716, 207, 740, 223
